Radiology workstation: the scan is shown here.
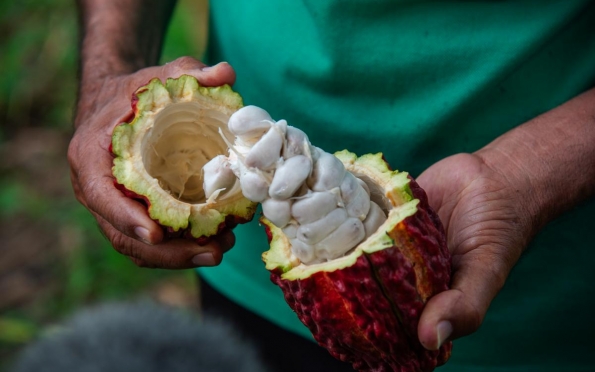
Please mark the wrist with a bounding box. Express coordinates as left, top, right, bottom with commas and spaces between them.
474, 88, 595, 239
473, 145, 547, 240
77, 0, 176, 82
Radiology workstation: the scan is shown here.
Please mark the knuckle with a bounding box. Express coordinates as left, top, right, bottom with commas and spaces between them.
154, 250, 177, 268
467, 305, 484, 333
480, 245, 513, 293
154, 246, 193, 269
80, 175, 115, 214
168, 56, 203, 75
174, 55, 198, 67
452, 289, 484, 335
488, 262, 508, 294
67, 138, 81, 169
111, 232, 186, 269
218, 231, 236, 253
79, 176, 102, 204
132, 68, 160, 87
109, 229, 134, 257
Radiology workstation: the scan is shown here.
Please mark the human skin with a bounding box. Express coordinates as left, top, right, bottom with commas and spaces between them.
70, 0, 237, 268
70, 0, 595, 351
416, 89, 595, 349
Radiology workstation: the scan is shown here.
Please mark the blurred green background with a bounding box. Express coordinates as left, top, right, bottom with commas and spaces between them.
0, 0, 208, 369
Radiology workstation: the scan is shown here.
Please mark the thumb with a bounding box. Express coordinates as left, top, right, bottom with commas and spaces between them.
162, 57, 236, 87
417, 248, 509, 350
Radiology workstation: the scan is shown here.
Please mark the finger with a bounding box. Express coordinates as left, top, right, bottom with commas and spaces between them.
197, 61, 236, 86
417, 247, 509, 350
80, 171, 165, 245
162, 57, 236, 87
69, 128, 165, 246
213, 228, 235, 254
95, 211, 231, 269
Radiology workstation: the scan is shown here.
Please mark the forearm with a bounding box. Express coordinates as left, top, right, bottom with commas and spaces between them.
77, 0, 176, 83
476, 87, 595, 238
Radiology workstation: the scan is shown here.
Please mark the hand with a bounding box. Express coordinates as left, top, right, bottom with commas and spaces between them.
415, 152, 536, 350
68, 57, 237, 269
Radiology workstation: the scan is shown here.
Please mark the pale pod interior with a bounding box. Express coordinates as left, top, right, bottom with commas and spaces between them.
141, 102, 391, 265
140, 102, 239, 204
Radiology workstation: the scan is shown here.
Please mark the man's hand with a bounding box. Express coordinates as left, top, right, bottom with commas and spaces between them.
415, 153, 533, 349
73, 1, 239, 269
415, 88, 595, 349
68, 58, 237, 269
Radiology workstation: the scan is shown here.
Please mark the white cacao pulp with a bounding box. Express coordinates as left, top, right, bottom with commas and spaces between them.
202, 106, 387, 264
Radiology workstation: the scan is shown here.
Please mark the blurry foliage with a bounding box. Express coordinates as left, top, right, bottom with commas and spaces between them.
0, 0, 77, 138
0, 0, 205, 138
162, 0, 208, 63
0, 0, 207, 369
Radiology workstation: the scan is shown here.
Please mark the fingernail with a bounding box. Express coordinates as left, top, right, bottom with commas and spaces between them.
436, 321, 453, 349
134, 226, 152, 244
192, 252, 215, 266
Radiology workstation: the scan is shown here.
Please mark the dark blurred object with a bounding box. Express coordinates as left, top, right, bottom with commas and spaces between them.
201, 279, 355, 372
11, 301, 270, 372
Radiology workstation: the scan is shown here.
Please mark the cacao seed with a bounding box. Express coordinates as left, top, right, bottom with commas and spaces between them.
307, 151, 346, 192
228, 105, 272, 140
344, 185, 371, 220
296, 208, 348, 245
262, 198, 292, 228
244, 125, 284, 170
290, 238, 316, 263
357, 177, 370, 196
363, 201, 387, 238
315, 218, 365, 260
202, 155, 236, 198
291, 190, 339, 224
282, 223, 298, 239
269, 155, 312, 200
239, 169, 269, 202
339, 172, 357, 201
283, 126, 311, 159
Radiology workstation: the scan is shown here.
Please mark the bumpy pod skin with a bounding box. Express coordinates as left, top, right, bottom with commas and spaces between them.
262, 152, 452, 372
111, 76, 257, 243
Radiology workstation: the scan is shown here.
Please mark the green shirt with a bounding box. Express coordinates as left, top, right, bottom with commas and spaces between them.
200, 1, 595, 370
